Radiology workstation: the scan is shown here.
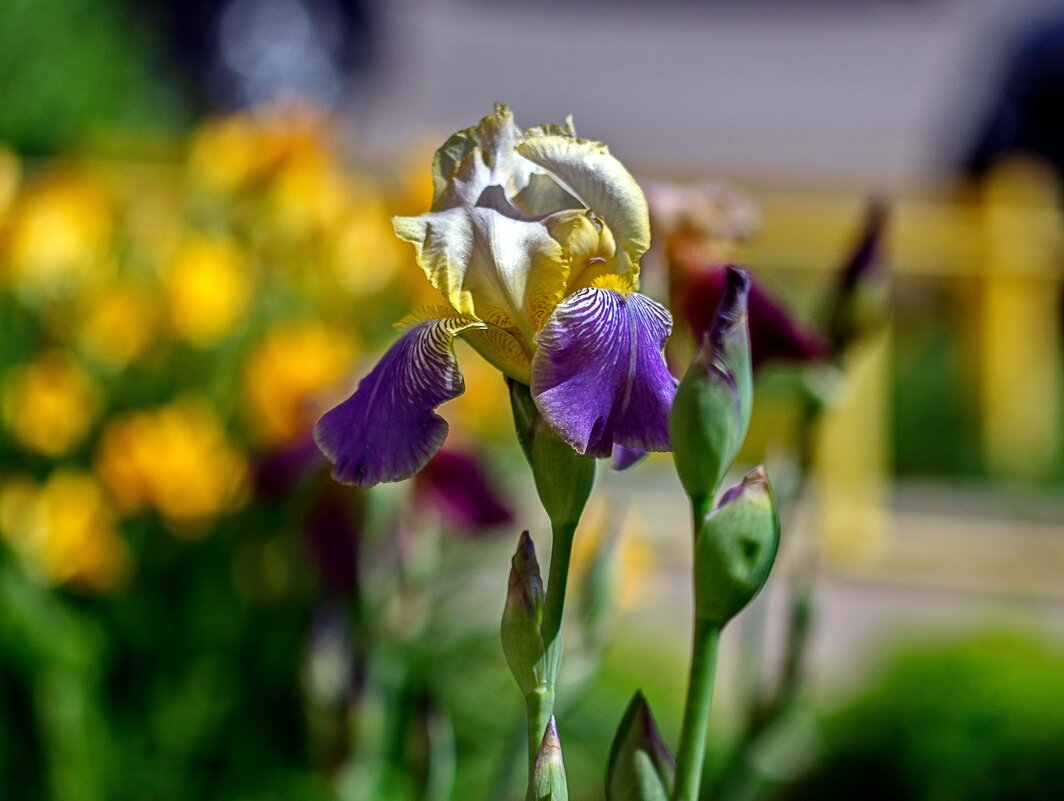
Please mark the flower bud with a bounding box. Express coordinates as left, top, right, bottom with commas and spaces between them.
669, 265, 752, 503
501, 531, 547, 697
606, 692, 674, 801
694, 466, 779, 627
530, 716, 568, 801
509, 378, 595, 527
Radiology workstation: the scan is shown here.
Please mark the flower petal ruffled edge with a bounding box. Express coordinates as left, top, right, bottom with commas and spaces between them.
530, 288, 677, 458
515, 133, 651, 275
314, 316, 483, 487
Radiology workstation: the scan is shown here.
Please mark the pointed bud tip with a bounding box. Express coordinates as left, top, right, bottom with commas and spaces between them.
744, 464, 768, 486
716, 465, 771, 510
536, 715, 563, 765
516, 529, 535, 557
713, 264, 751, 331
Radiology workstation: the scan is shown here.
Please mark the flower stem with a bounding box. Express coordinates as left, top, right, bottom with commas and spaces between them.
526, 518, 576, 768
542, 519, 577, 650
672, 619, 721, 801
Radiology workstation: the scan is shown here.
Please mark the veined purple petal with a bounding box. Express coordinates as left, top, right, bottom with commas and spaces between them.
611, 444, 648, 471
314, 318, 478, 487
531, 289, 677, 458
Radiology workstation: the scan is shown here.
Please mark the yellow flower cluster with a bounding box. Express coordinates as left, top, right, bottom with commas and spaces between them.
0, 102, 513, 594
0, 471, 129, 592
95, 397, 249, 537
242, 322, 357, 447
2, 350, 100, 456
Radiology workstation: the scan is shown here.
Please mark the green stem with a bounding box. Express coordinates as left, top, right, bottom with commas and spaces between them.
524, 687, 557, 770
542, 519, 577, 649
672, 620, 721, 801
690, 493, 712, 534
525, 519, 576, 768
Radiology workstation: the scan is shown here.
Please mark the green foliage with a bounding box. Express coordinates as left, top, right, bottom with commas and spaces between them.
0, 0, 187, 153
783, 632, 1064, 801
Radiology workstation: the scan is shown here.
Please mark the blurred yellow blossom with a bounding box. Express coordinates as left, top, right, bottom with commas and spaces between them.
571, 501, 655, 612
79, 281, 159, 368
4, 168, 114, 300
243, 322, 357, 447
440, 341, 512, 443
95, 397, 249, 536
187, 114, 263, 196
329, 196, 407, 297
265, 145, 351, 240
187, 103, 334, 199
0, 471, 129, 593
0, 147, 20, 221
164, 235, 250, 346
2, 350, 100, 456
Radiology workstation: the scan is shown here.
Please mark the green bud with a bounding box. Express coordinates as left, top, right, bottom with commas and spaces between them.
530, 716, 568, 801
669, 265, 753, 505
502, 531, 547, 697
694, 466, 779, 628
606, 692, 674, 801
508, 378, 595, 527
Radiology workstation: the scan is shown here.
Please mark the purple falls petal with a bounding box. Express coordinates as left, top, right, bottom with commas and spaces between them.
611, 444, 648, 471
314, 318, 477, 487
531, 288, 677, 458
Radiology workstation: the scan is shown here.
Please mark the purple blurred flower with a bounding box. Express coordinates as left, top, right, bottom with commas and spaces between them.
412, 447, 515, 533
304, 483, 362, 598
252, 434, 325, 497
681, 266, 828, 371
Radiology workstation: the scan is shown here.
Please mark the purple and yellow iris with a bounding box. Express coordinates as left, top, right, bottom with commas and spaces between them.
315, 105, 677, 487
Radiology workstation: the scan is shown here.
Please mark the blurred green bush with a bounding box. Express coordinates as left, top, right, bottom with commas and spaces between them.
782, 632, 1064, 801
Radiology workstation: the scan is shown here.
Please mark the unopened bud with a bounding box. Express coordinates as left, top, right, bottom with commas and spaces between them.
501, 531, 546, 697
694, 465, 779, 627
606, 692, 674, 801
530, 716, 568, 801
670, 265, 753, 503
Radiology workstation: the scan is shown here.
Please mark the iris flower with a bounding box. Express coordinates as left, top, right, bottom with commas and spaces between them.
316, 105, 677, 487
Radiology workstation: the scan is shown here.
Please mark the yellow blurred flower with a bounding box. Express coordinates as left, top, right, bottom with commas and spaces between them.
187, 103, 335, 200
330, 195, 407, 297
571, 501, 655, 612
266, 147, 351, 240
95, 397, 250, 536
2, 350, 100, 456
243, 322, 357, 446
0, 146, 20, 222
164, 234, 249, 346
440, 341, 512, 442
0, 471, 129, 593
79, 281, 159, 368
187, 113, 264, 196
4, 168, 114, 300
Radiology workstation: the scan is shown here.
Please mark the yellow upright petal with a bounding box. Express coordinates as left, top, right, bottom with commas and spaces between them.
515, 133, 650, 273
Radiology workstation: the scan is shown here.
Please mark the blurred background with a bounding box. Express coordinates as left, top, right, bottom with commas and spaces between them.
0, 0, 1062, 799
